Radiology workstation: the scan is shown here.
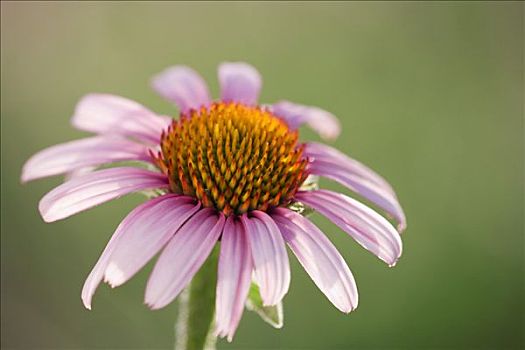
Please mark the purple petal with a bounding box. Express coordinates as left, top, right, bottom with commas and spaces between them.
81, 194, 197, 309
215, 216, 252, 342
39, 167, 168, 222
241, 211, 290, 306
71, 94, 171, 144
218, 62, 261, 105
272, 208, 358, 313
272, 101, 340, 140
295, 190, 402, 267
145, 208, 225, 310
82, 228, 120, 310
151, 66, 211, 113
304, 142, 407, 232
21, 136, 151, 183
305, 142, 395, 192
104, 195, 200, 288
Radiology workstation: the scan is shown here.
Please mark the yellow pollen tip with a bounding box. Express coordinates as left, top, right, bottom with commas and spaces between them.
153, 102, 308, 216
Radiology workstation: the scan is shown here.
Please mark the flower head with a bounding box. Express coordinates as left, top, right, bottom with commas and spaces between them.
22, 62, 406, 341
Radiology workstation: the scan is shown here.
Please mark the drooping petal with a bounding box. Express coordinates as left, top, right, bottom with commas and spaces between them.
21, 136, 151, 183
295, 190, 402, 267
218, 62, 261, 105
145, 208, 225, 310
241, 211, 290, 306
151, 66, 211, 113
272, 207, 358, 313
215, 216, 252, 342
81, 194, 197, 309
39, 167, 168, 222
304, 142, 407, 232
104, 195, 200, 288
82, 228, 120, 310
71, 94, 172, 144
272, 100, 340, 140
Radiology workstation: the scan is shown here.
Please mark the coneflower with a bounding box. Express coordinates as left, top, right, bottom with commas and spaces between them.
22, 62, 406, 341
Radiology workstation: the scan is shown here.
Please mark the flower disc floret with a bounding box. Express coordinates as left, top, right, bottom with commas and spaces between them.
152, 102, 308, 216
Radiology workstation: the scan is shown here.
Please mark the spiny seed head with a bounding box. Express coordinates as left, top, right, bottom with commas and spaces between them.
152, 102, 309, 216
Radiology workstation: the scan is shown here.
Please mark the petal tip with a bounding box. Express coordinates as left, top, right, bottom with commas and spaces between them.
20, 171, 31, 184
342, 300, 359, 314
41, 216, 54, 224
81, 296, 93, 310
151, 65, 211, 111
388, 258, 400, 268
215, 329, 235, 343
218, 62, 262, 105
144, 299, 161, 310
20, 161, 37, 183
38, 210, 55, 223
104, 262, 126, 288
38, 200, 57, 223
144, 289, 172, 311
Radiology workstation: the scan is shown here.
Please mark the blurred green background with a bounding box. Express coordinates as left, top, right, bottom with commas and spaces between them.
1, 2, 523, 349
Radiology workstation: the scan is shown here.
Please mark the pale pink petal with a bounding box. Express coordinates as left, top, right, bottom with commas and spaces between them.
272, 207, 358, 313
82, 194, 189, 309
215, 216, 252, 342
241, 211, 290, 306
39, 167, 168, 222
64, 166, 96, 181
71, 94, 171, 144
145, 208, 225, 310
82, 228, 120, 310
104, 195, 200, 288
21, 136, 151, 183
304, 142, 407, 231
295, 190, 402, 267
305, 142, 396, 193
151, 66, 211, 113
272, 100, 340, 140
218, 62, 261, 105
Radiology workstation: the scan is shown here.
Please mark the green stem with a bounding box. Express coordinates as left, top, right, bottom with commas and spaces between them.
174, 246, 219, 350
